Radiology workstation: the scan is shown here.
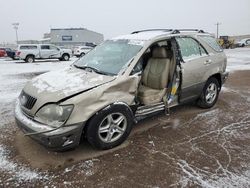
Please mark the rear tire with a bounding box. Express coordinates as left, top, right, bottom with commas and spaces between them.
61, 54, 70, 61
197, 77, 220, 109
25, 55, 35, 63
86, 105, 133, 150
80, 52, 85, 57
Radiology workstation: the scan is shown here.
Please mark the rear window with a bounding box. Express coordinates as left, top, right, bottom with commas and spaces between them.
20, 45, 37, 50
199, 36, 222, 52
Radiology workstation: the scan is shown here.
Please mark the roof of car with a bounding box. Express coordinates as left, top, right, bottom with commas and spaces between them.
18, 44, 39, 46
113, 31, 169, 41
112, 29, 212, 41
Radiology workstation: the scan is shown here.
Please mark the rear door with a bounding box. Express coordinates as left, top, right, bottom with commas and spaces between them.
176, 36, 210, 102
40, 45, 51, 58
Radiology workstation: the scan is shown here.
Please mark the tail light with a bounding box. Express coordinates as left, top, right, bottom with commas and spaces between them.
16, 51, 21, 56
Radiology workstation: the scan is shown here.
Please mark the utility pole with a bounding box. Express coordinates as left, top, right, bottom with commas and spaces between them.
215, 22, 221, 39
12, 23, 19, 44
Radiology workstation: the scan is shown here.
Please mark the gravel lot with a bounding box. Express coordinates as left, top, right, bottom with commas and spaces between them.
0, 48, 250, 187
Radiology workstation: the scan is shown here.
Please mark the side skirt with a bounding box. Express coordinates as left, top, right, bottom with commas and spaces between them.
135, 102, 179, 118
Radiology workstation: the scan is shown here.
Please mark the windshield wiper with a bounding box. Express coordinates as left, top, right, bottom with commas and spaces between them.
73, 64, 115, 76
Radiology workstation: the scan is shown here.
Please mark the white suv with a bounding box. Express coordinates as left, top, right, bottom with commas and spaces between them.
73, 46, 93, 57
16, 44, 72, 63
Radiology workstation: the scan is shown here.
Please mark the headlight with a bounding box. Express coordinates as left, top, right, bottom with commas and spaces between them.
34, 104, 74, 128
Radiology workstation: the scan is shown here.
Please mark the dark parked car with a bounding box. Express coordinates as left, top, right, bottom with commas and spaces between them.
0, 48, 16, 59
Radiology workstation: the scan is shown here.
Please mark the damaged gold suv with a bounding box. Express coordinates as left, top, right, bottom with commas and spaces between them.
15, 29, 229, 150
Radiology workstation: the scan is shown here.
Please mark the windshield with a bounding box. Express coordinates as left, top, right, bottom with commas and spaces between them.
74, 40, 143, 75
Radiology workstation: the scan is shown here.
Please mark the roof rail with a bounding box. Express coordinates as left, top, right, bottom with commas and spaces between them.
131, 29, 173, 34
171, 29, 206, 34
131, 29, 206, 35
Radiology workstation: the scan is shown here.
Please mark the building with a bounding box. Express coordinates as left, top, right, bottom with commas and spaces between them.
50, 28, 104, 47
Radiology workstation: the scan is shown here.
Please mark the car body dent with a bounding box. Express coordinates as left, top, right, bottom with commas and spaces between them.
61, 74, 140, 125
22, 66, 116, 115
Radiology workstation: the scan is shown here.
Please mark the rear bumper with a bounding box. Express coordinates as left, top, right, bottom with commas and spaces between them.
15, 102, 85, 151
221, 72, 229, 84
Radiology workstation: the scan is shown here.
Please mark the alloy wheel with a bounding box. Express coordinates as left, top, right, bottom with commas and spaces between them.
205, 83, 217, 104
98, 113, 127, 143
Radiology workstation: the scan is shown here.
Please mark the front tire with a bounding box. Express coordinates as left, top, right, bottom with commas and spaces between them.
197, 77, 220, 108
86, 105, 134, 150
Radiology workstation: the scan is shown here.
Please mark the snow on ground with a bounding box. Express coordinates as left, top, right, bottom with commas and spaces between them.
0, 58, 76, 183
0, 145, 48, 184
225, 48, 250, 72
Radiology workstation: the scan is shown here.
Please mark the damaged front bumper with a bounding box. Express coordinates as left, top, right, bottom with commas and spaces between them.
15, 102, 85, 151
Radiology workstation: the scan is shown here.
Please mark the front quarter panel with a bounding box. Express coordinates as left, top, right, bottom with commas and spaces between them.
61, 75, 140, 125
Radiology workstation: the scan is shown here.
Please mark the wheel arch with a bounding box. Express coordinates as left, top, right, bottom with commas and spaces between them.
25, 54, 35, 59
82, 102, 135, 138
209, 73, 222, 90
62, 53, 70, 57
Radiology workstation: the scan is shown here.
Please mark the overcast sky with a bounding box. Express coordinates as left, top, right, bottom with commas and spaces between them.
0, 0, 250, 43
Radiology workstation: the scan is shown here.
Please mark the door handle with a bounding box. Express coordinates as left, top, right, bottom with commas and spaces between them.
204, 59, 212, 65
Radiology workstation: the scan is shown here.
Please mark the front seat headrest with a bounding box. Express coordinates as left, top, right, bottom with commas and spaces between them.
152, 47, 167, 58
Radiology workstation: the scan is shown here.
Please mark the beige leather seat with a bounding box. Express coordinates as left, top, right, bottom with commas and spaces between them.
138, 47, 171, 105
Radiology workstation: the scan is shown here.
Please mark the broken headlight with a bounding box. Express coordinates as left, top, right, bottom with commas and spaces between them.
34, 104, 73, 128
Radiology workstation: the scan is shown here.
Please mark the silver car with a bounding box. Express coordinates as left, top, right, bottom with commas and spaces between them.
15, 29, 229, 150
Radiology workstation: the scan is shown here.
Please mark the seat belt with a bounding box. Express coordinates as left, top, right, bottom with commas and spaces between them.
163, 38, 182, 115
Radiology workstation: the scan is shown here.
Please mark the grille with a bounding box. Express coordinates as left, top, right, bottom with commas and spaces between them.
19, 91, 37, 110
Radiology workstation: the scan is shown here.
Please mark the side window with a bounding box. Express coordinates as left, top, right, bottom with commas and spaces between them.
131, 59, 143, 75
200, 45, 207, 56
41, 45, 50, 50
176, 37, 207, 61
20, 46, 37, 50
50, 45, 59, 50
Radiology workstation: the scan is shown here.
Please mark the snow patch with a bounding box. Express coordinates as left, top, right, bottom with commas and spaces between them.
0, 145, 47, 182
225, 48, 250, 72
79, 160, 95, 176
